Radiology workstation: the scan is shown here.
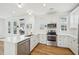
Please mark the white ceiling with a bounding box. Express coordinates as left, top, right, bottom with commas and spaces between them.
0, 3, 78, 18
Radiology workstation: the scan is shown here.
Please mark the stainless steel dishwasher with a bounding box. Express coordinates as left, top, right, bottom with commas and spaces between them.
17, 38, 30, 55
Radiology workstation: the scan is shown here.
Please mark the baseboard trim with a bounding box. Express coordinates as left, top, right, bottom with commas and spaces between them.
68, 48, 75, 55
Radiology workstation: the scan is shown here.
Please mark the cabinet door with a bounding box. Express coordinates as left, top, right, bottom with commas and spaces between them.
39, 35, 47, 44
70, 15, 78, 28
32, 36, 37, 48
30, 35, 39, 51
57, 36, 65, 47
67, 36, 72, 49
71, 38, 78, 54
63, 36, 68, 47
57, 35, 69, 48
30, 36, 35, 51
34, 35, 39, 46
17, 39, 30, 55
39, 35, 43, 43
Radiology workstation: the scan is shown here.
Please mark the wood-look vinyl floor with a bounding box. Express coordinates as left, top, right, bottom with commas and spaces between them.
0, 41, 74, 55
0, 41, 4, 55
31, 43, 74, 55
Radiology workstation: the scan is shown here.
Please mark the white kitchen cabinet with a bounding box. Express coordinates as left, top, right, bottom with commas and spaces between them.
70, 37, 78, 55
64, 36, 69, 47
39, 34, 47, 44
58, 15, 69, 35
57, 35, 69, 48
69, 7, 78, 54
57, 35, 65, 47
30, 36, 35, 51
57, 35, 78, 55
30, 35, 39, 51
70, 14, 78, 28
67, 36, 72, 48
69, 6, 79, 28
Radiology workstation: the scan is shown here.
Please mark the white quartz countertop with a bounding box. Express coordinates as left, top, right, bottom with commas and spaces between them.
57, 33, 78, 39
5, 35, 31, 43
4, 33, 78, 43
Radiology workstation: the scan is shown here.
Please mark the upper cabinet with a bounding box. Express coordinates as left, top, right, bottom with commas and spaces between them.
70, 6, 79, 28
60, 16, 69, 31
7, 16, 26, 36
70, 14, 78, 28
59, 15, 69, 33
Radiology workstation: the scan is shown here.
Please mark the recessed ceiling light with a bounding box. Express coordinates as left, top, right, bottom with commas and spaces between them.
28, 12, 32, 15
17, 3, 23, 8
27, 10, 32, 15
43, 3, 46, 7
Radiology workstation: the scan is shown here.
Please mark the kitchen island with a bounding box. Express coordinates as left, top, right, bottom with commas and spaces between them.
4, 35, 39, 55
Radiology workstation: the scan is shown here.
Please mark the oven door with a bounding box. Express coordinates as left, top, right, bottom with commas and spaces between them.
47, 35, 56, 41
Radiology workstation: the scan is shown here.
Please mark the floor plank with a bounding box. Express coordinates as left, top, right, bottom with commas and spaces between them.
31, 43, 74, 55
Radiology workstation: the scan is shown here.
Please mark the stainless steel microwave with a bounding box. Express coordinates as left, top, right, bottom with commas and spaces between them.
47, 24, 56, 28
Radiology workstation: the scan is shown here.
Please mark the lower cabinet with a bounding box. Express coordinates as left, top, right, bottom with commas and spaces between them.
39, 34, 47, 44
17, 35, 39, 55
17, 38, 30, 55
70, 37, 78, 55
30, 35, 39, 51
57, 35, 78, 55
57, 35, 68, 48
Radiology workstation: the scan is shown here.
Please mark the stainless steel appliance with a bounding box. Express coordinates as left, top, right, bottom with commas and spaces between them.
47, 30, 56, 41
47, 30, 57, 46
47, 24, 56, 29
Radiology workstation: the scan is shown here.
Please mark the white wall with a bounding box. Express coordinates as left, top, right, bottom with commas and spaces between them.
25, 15, 35, 35
0, 18, 6, 39
5, 12, 71, 36
33, 14, 59, 34
33, 13, 70, 35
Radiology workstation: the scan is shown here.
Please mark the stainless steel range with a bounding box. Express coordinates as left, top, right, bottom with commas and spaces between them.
47, 30, 57, 46
47, 23, 57, 46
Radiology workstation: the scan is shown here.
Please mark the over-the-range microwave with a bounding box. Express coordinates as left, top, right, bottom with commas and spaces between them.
47, 23, 57, 28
